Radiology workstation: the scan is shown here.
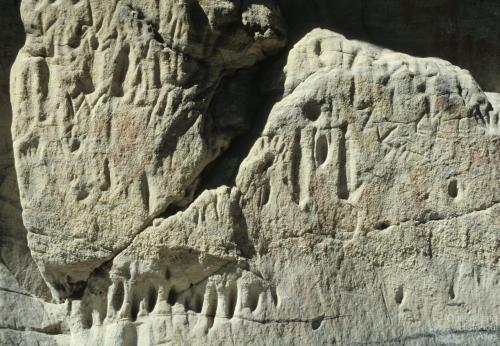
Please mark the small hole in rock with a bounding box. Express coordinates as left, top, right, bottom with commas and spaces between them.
112, 281, 125, 312
76, 189, 89, 201
395, 285, 404, 305
311, 316, 324, 330
227, 283, 237, 318
270, 286, 278, 307
448, 283, 455, 300
70, 138, 81, 152
164, 268, 171, 280
81, 310, 93, 329
302, 100, 322, 121
246, 284, 261, 312
375, 221, 390, 230
448, 179, 458, 198
146, 286, 157, 313
130, 295, 139, 321
416, 82, 426, 93
260, 183, 270, 205
193, 294, 203, 313
100, 158, 111, 191
314, 40, 322, 56
167, 287, 177, 305
315, 134, 328, 166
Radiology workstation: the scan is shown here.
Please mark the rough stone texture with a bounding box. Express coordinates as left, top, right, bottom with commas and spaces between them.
10, 0, 286, 298
2, 0, 500, 345
0, 0, 51, 299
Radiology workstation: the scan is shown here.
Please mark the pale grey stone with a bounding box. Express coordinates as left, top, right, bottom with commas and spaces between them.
2, 1, 500, 345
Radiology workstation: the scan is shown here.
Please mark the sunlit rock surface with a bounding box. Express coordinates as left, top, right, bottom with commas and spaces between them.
2, 1, 500, 345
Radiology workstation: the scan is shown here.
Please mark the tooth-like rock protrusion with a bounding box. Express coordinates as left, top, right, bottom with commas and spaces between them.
60, 184, 265, 334
68, 259, 273, 339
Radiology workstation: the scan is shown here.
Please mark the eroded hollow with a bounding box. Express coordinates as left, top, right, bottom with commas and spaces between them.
146, 286, 157, 313
395, 285, 404, 305
315, 134, 328, 166
302, 99, 322, 121
270, 286, 278, 307
246, 284, 261, 312
192, 293, 203, 313
205, 286, 218, 330
260, 183, 271, 206
164, 268, 171, 280
167, 287, 177, 305
226, 282, 238, 318
112, 281, 125, 312
448, 283, 456, 300
311, 316, 324, 330
130, 295, 140, 321
375, 221, 391, 231
448, 179, 458, 198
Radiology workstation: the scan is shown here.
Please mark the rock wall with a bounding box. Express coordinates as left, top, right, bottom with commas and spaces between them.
1, 0, 500, 345
0, 0, 50, 298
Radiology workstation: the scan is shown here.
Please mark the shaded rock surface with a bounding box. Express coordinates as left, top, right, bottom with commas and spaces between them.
0, 0, 51, 299
2, 0, 500, 345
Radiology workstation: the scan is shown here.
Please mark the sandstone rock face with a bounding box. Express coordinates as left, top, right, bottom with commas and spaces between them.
2, 0, 500, 345
10, 0, 286, 298
0, 0, 51, 300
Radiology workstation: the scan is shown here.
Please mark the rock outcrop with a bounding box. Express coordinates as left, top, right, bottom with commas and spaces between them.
10, 0, 286, 299
2, 0, 500, 345
0, 0, 51, 300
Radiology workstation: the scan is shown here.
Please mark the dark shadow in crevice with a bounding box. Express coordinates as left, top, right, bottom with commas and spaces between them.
185, 53, 287, 259
194, 52, 287, 195
0, 0, 51, 300
155, 202, 186, 220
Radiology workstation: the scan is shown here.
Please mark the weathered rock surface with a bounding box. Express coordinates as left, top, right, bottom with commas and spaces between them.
10, 0, 286, 298
2, 0, 500, 345
0, 0, 51, 301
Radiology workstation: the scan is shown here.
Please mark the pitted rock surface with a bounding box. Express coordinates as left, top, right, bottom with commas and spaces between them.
2, 1, 500, 345
10, 0, 286, 298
